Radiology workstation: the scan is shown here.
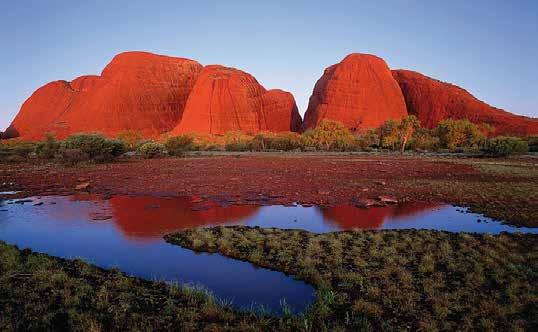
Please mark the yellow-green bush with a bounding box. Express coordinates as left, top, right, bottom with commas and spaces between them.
249, 132, 303, 151
35, 133, 60, 159
435, 119, 485, 150
117, 130, 145, 150
138, 141, 165, 158
165, 135, 196, 156
302, 120, 356, 151
224, 131, 251, 152
408, 128, 440, 151
61, 133, 126, 162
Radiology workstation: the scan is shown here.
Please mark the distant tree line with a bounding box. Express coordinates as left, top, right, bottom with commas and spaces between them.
0, 117, 535, 164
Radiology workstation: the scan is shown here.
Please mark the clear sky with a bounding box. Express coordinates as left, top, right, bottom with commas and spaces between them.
1, 0, 537, 131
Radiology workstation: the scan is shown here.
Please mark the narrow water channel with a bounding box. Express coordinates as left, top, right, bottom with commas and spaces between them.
1, 194, 535, 313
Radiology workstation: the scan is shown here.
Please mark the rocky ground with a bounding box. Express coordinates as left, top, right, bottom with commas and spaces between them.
1, 153, 537, 227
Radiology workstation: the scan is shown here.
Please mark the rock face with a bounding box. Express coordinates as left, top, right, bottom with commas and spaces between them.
392, 70, 538, 136
302, 53, 408, 132
6, 52, 203, 140
171, 65, 301, 135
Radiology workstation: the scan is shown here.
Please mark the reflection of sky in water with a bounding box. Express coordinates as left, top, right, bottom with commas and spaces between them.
0, 196, 315, 313
0, 195, 535, 312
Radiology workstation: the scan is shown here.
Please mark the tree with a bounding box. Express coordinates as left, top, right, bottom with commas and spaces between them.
397, 115, 420, 153
435, 119, 485, 150
378, 119, 400, 150
302, 120, 356, 151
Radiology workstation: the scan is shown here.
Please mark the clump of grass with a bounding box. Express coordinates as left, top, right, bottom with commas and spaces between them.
165, 227, 538, 330
138, 141, 165, 159
2, 240, 322, 330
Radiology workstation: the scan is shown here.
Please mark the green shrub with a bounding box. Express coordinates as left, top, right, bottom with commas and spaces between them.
302, 120, 356, 151
435, 119, 485, 150
268, 132, 303, 151
355, 129, 380, 150
0, 139, 37, 157
58, 148, 90, 165
117, 131, 145, 150
61, 133, 126, 162
165, 135, 195, 156
35, 133, 60, 159
225, 141, 250, 152
378, 119, 400, 150
377, 116, 421, 152
408, 128, 440, 151
250, 132, 303, 151
526, 136, 538, 153
483, 136, 529, 157
224, 131, 250, 152
138, 141, 165, 158
248, 134, 269, 151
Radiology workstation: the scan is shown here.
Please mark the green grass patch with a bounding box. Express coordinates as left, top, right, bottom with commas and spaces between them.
166, 227, 538, 331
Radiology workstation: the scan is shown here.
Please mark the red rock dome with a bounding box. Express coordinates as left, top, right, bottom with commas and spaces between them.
171, 65, 301, 135
6, 52, 203, 140
392, 70, 538, 136
302, 53, 408, 132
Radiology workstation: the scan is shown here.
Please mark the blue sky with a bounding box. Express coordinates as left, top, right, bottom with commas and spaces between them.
1, 0, 537, 130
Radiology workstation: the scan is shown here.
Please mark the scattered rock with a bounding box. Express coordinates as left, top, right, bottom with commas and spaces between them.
355, 198, 378, 208
14, 199, 33, 204
377, 195, 398, 204
90, 213, 113, 221
75, 182, 90, 190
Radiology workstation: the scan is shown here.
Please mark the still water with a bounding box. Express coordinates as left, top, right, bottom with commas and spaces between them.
0, 194, 535, 312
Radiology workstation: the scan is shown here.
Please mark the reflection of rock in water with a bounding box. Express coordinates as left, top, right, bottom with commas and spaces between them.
109, 196, 259, 241
321, 202, 442, 230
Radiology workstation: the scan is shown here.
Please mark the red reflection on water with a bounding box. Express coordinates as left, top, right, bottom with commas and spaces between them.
321, 202, 442, 230
109, 196, 259, 241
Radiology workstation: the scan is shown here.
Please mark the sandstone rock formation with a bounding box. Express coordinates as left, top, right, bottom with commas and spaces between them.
302, 53, 408, 132
6, 52, 203, 140
171, 65, 301, 135
392, 70, 538, 136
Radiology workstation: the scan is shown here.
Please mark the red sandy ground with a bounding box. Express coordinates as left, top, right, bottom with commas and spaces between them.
1, 154, 536, 226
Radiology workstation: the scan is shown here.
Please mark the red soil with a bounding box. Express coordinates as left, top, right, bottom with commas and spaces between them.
392, 70, 538, 136
171, 65, 301, 135
1, 155, 535, 227
302, 54, 408, 132
0, 155, 476, 205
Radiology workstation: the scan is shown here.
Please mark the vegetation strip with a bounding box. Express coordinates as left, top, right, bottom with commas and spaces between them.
0, 241, 320, 331
165, 226, 538, 331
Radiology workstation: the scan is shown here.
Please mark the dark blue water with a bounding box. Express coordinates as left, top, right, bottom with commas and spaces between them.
0, 195, 535, 313
0, 195, 315, 313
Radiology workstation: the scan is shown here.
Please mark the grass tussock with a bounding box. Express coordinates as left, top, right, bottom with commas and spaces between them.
165, 227, 538, 331
0, 241, 319, 331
